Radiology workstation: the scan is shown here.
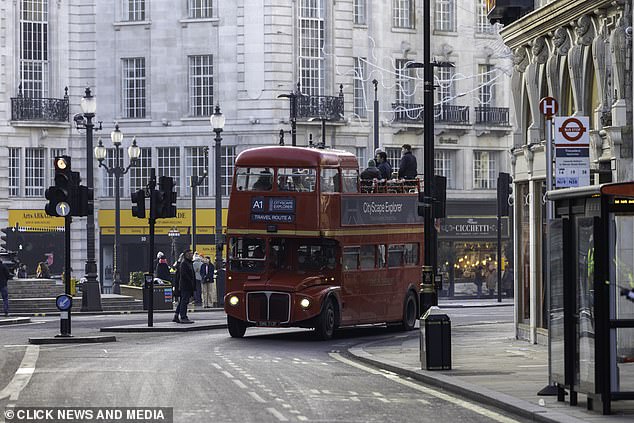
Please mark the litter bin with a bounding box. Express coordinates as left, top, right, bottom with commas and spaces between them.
143, 280, 173, 310
420, 306, 451, 370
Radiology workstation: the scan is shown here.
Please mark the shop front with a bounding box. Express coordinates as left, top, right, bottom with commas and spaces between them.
437, 202, 512, 298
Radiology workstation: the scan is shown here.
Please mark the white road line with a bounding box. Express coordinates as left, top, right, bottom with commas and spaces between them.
310, 389, 320, 394
297, 416, 308, 421
233, 379, 248, 389
248, 392, 267, 403
221, 371, 234, 379
281, 403, 291, 408
266, 408, 288, 422
372, 392, 383, 397
330, 352, 521, 423
212, 363, 222, 370
0, 345, 40, 401
378, 397, 390, 403
348, 391, 358, 395
321, 389, 332, 394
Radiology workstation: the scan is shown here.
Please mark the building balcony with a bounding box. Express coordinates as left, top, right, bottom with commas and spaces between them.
10, 86, 69, 124
487, 0, 534, 25
474, 107, 509, 126
391, 103, 470, 125
296, 84, 344, 122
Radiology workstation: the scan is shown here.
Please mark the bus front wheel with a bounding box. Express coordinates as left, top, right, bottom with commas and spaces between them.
227, 315, 247, 338
315, 298, 336, 340
401, 291, 418, 331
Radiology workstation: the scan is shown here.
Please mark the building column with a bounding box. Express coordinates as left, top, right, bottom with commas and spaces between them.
529, 179, 540, 344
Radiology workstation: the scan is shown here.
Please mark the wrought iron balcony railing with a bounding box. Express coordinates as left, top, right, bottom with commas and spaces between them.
474, 107, 509, 126
391, 103, 470, 124
11, 86, 69, 123
296, 84, 344, 122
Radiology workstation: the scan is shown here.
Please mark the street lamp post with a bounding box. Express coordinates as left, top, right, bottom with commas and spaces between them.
210, 105, 225, 306
94, 124, 141, 294
190, 146, 209, 252
76, 87, 102, 311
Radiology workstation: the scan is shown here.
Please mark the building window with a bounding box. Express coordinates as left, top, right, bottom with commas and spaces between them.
221, 146, 235, 197
353, 58, 367, 118
129, 147, 152, 192
434, 150, 455, 189
473, 151, 497, 189
356, 147, 367, 170
395, 59, 414, 103
20, 0, 49, 98
25, 147, 45, 197
435, 0, 456, 32
386, 147, 401, 175
476, 0, 495, 33
189, 0, 212, 19
353, 0, 366, 25
186, 147, 209, 196
298, 0, 325, 97
436, 66, 455, 105
122, 57, 146, 118
9, 148, 20, 197
189, 55, 214, 117
157, 147, 181, 195
393, 0, 414, 29
124, 0, 145, 21
478, 64, 495, 106
49, 148, 65, 185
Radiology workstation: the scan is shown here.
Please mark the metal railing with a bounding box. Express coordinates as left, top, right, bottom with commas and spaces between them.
474, 107, 509, 126
297, 84, 344, 121
10, 85, 69, 123
391, 103, 470, 124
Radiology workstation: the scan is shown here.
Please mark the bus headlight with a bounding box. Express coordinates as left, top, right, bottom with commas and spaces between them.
229, 296, 240, 306
300, 298, 311, 309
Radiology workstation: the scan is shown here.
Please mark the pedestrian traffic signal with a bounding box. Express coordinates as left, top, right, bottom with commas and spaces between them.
158, 176, 177, 219
497, 172, 513, 216
131, 189, 146, 218
45, 156, 73, 217
432, 175, 447, 218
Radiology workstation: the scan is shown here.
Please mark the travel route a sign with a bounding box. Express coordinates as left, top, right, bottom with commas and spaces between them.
554, 116, 590, 188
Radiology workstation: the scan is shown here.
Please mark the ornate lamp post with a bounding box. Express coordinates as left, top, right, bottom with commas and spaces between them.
168, 227, 181, 265
75, 87, 102, 311
210, 105, 225, 306
94, 124, 141, 294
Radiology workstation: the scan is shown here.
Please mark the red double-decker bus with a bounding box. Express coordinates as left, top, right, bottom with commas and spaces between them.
223, 146, 423, 339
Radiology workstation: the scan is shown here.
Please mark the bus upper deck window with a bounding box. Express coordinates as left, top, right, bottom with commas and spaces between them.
320, 169, 339, 193
277, 168, 316, 192
342, 169, 359, 193
236, 167, 273, 191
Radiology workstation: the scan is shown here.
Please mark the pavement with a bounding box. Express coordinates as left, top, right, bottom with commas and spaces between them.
346, 298, 634, 423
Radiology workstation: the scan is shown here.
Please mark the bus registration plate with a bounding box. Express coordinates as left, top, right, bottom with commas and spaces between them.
257, 321, 279, 327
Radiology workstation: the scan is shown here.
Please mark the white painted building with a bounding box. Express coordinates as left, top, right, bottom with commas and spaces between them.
0, 0, 514, 295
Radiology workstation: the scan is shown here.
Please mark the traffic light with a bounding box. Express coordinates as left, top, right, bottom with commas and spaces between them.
45, 156, 73, 217
158, 176, 177, 218
432, 175, 447, 218
150, 188, 162, 220
74, 184, 94, 217
497, 172, 513, 216
0, 227, 8, 250
131, 189, 146, 218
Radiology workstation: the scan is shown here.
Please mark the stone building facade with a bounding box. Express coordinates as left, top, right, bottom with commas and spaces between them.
499, 0, 632, 342
0, 1, 514, 293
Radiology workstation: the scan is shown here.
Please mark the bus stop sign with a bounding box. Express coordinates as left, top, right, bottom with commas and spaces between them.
539, 96, 558, 118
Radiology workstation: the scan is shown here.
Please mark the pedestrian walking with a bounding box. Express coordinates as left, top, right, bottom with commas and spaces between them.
173, 249, 195, 324
200, 257, 215, 308
192, 252, 203, 306
17, 264, 28, 279
0, 259, 12, 316
474, 265, 484, 298
155, 252, 171, 283
486, 263, 497, 297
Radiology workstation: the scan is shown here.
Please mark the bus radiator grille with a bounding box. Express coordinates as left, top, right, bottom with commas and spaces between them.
246, 292, 290, 324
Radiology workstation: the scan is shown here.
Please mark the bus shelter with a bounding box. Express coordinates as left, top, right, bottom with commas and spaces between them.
546, 182, 634, 414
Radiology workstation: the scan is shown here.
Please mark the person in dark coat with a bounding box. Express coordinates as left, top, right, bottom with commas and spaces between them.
398, 144, 418, 179
377, 151, 392, 180
155, 252, 171, 282
360, 159, 381, 180
173, 249, 195, 324
0, 260, 12, 316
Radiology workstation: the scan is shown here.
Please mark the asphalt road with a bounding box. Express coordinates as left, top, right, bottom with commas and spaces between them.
0, 307, 523, 423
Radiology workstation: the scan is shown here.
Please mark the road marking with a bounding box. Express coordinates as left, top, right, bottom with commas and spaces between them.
297, 416, 308, 421
233, 379, 248, 389
0, 345, 40, 401
266, 408, 288, 422
518, 364, 548, 368
248, 392, 266, 403
372, 392, 383, 396
330, 353, 521, 423
378, 397, 390, 403
212, 363, 222, 370
348, 391, 358, 395
221, 371, 234, 379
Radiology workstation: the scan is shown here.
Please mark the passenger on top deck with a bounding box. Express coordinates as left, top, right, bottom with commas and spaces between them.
398, 144, 418, 180
377, 151, 392, 180
253, 169, 273, 191
360, 159, 381, 180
